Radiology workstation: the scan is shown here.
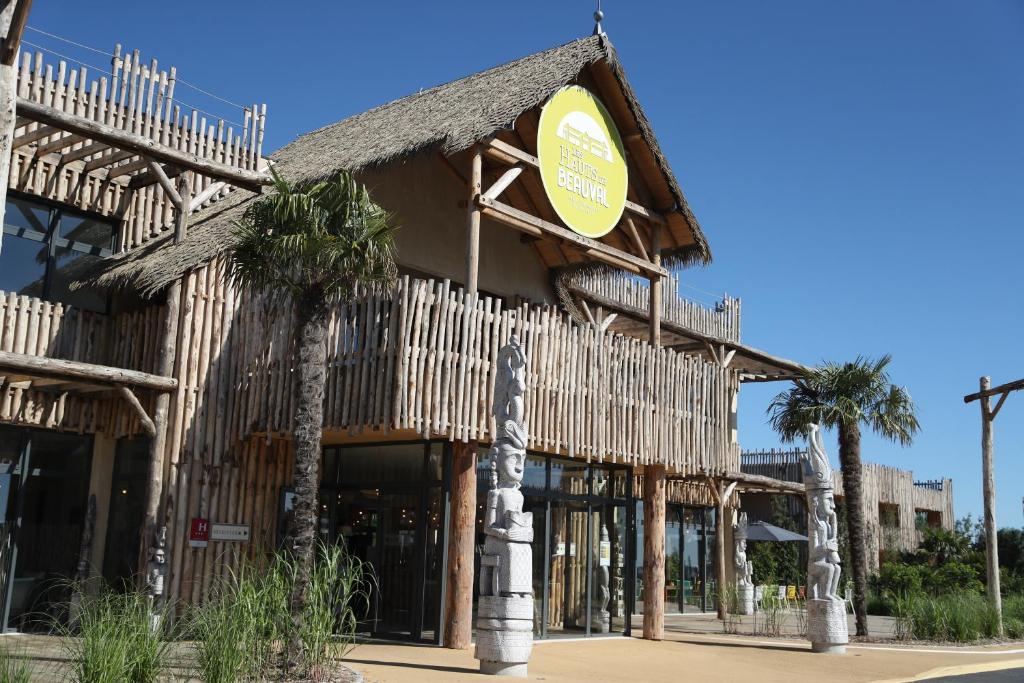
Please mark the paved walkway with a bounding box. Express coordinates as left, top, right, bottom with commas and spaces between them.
3, 627, 1023, 682
346, 633, 1024, 683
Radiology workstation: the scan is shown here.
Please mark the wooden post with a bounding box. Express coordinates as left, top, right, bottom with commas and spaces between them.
715, 482, 728, 619
648, 224, 662, 345
642, 463, 666, 640
136, 280, 182, 584
444, 440, 477, 649
979, 376, 1003, 636
465, 147, 482, 295
0, 1, 33, 257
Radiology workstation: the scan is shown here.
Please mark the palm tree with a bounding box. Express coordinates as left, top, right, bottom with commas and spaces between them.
229, 168, 397, 672
767, 355, 919, 637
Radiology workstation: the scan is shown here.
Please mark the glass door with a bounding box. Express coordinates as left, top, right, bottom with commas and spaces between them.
373, 491, 420, 637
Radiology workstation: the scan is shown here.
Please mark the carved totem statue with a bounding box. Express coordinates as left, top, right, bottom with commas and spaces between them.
733, 512, 754, 615
802, 425, 848, 654
593, 524, 611, 633
476, 337, 534, 677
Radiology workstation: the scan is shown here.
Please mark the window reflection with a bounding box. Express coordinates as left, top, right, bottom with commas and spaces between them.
1, 196, 113, 312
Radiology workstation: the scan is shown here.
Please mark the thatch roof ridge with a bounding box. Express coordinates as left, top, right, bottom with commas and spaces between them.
79, 33, 710, 297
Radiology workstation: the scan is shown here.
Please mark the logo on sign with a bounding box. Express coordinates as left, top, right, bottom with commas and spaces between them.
537, 85, 628, 239
189, 518, 209, 548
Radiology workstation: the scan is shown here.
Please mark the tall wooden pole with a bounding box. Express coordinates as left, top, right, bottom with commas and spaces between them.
465, 147, 482, 294
0, 1, 33, 257
642, 464, 666, 640
137, 280, 182, 584
444, 440, 477, 648
642, 224, 665, 639
979, 376, 1003, 636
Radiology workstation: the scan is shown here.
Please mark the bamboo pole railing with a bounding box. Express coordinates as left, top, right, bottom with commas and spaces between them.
566, 270, 741, 343
9, 45, 267, 251
0, 289, 162, 435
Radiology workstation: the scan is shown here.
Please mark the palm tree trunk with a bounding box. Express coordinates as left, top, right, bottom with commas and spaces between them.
284, 293, 329, 673
837, 420, 869, 637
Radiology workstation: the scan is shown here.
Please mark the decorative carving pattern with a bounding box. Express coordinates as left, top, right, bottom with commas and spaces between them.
802, 425, 849, 654
733, 512, 754, 616
475, 337, 534, 677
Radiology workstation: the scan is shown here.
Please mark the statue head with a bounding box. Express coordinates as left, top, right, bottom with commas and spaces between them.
493, 441, 525, 486
802, 424, 835, 492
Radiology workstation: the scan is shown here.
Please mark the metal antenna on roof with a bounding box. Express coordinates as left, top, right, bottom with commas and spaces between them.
593, 1, 606, 36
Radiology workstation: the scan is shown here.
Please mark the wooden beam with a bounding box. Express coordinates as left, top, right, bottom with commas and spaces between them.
116, 385, 156, 437
16, 97, 270, 191
83, 150, 134, 173
129, 162, 182, 191
145, 161, 183, 207
12, 124, 59, 149
649, 223, 662, 346
465, 147, 482, 295
36, 133, 84, 156
624, 217, 649, 261
189, 180, 227, 211
0, 0, 32, 67
643, 464, 666, 640
60, 140, 107, 164
137, 280, 181, 585
482, 163, 524, 201
477, 195, 667, 277
964, 377, 1024, 405
977, 376, 1004, 635
0, 350, 177, 391
174, 172, 193, 244
444, 440, 477, 649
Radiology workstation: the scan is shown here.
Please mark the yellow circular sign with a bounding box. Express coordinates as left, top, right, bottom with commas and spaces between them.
537, 85, 628, 239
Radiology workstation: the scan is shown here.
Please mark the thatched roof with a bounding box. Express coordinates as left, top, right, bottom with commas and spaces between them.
82, 34, 709, 298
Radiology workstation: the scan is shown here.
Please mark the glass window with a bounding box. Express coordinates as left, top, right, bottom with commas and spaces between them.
550, 459, 588, 496
0, 233, 47, 299
334, 443, 426, 484
1, 196, 113, 312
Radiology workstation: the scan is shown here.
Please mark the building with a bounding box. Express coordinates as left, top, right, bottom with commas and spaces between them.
0, 17, 907, 645
741, 449, 955, 572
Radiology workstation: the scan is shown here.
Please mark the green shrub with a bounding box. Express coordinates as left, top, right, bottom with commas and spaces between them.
901, 592, 1002, 642
874, 562, 923, 597
60, 589, 173, 683
190, 541, 374, 682
923, 561, 984, 596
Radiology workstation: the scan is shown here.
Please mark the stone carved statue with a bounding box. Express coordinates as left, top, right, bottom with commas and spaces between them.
593, 524, 611, 632
733, 512, 754, 615
476, 337, 533, 677
802, 425, 849, 654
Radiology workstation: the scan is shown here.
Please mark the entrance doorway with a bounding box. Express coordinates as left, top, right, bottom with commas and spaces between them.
316, 442, 446, 643
0, 427, 92, 631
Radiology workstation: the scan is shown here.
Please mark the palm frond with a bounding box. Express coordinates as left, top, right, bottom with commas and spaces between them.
227, 169, 398, 305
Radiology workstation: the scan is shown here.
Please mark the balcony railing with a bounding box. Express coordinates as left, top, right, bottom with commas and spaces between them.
0, 290, 162, 434
229, 275, 739, 474
11, 43, 267, 251
564, 270, 741, 343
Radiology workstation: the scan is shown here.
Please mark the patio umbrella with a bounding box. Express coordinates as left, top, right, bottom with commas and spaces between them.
745, 521, 808, 542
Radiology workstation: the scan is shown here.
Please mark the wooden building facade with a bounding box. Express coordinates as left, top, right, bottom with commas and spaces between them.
0, 18, 822, 643
741, 449, 955, 572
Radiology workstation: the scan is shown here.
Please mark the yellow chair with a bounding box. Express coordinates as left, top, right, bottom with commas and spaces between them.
786, 585, 797, 609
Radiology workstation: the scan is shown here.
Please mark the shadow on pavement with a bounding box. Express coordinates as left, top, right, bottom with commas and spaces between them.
344, 657, 478, 675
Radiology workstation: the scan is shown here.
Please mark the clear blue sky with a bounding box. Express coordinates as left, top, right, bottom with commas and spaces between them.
24, 1, 1024, 528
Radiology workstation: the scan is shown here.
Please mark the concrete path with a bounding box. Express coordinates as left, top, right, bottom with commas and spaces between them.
345, 634, 1024, 683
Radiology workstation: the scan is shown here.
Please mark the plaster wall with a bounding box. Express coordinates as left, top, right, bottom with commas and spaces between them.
359, 155, 555, 305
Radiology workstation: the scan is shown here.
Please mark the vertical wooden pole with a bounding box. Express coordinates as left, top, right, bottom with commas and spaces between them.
979, 376, 1003, 636
715, 482, 727, 619
648, 224, 662, 345
465, 148, 482, 295
174, 171, 193, 244
642, 464, 666, 640
137, 280, 182, 584
0, 1, 33, 257
444, 440, 477, 649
